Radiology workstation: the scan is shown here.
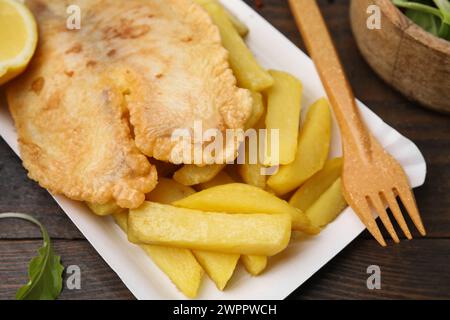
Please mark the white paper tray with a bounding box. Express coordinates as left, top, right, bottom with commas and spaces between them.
0, 0, 426, 300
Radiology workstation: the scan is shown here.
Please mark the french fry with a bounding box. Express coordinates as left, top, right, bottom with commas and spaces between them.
193, 251, 239, 290
239, 122, 267, 189
111, 211, 130, 233
264, 70, 303, 165
140, 247, 203, 299
241, 255, 268, 276
173, 164, 226, 186
128, 202, 291, 256
201, 2, 273, 91
238, 162, 266, 189
197, 171, 235, 190
289, 158, 343, 212
147, 178, 196, 204
173, 183, 319, 234
195, 0, 249, 37
113, 211, 204, 299
245, 91, 265, 130
240, 92, 267, 188
255, 103, 268, 130
146, 177, 239, 291
267, 98, 332, 195
306, 178, 347, 228
194, 170, 268, 277
87, 202, 124, 216
176, 184, 279, 276
223, 8, 249, 37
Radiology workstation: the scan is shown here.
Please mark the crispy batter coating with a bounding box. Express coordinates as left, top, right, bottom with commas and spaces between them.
7, 69, 158, 208
7, 0, 251, 207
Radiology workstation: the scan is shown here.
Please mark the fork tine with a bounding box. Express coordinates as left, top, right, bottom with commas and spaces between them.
353, 197, 386, 247
396, 184, 426, 236
382, 191, 412, 240
368, 194, 400, 243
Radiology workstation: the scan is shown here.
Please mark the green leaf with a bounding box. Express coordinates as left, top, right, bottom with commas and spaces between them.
0, 213, 64, 300
394, 0, 450, 41
433, 0, 450, 39
433, 0, 450, 23
438, 21, 450, 39
406, 8, 442, 36
393, 0, 444, 18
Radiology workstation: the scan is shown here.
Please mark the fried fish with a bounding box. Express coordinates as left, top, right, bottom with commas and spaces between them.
7, 0, 252, 207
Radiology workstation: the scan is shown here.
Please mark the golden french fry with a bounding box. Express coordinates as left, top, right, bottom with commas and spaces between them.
173, 183, 319, 234
113, 211, 204, 299
173, 164, 226, 186
146, 175, 239, 291
267, 98, 332, 195
141, 247, 203, 299
306, 178, 347, 228
245, 91, 265, 130
147, 178, 196, 204
201, 2, 273, 91
112, 210, 129, 233
289, 158, 343, 212
128, 202, 291, 256
197, 171, 235, 190
242, 146, 268, 193
238, 162, 266, 189
264, 70, 303, 165
193, 183, 241, 290
177, 183, 282, 275
87, 202, 124, 216
193, 251, 239, 290
241, 255, 268, 276
239, 122, 267, 189
194, 0, 249, 37
223, 8, 249, 37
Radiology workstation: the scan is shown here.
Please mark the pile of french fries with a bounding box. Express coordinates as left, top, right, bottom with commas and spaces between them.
87, 0, 348, 298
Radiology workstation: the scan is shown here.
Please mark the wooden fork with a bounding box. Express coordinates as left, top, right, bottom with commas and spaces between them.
288, 0, 426, 246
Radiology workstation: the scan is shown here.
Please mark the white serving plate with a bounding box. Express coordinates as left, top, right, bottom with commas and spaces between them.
0, 0, 426, 300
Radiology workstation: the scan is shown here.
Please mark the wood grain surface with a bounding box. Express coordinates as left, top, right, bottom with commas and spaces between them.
0, 0, 449, 300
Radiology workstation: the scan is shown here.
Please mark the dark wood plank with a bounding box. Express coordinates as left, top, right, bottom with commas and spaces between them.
290, 239, 450, 300
0, 239, 134, 300
1, 239, 448, 300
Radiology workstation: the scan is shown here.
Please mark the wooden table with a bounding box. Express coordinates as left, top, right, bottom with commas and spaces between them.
1, 0, 449, 300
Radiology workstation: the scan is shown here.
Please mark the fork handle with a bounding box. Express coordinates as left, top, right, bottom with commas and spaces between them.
288, 0, 371, 158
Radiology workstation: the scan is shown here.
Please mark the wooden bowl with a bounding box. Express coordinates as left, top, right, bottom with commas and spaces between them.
350, 0, 450, 113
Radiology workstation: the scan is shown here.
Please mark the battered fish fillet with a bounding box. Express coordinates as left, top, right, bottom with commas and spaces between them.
7, 0, 252, 207
7, 65, 158, 208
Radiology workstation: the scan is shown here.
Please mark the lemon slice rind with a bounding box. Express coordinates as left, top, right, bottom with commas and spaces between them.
0, 0, 38, 85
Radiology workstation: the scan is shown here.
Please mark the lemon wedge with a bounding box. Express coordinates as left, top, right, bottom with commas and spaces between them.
0, 0, 38, 85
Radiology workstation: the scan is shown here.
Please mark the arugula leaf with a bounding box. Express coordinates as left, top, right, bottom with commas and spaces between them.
393, 0, 450, 41
406, 8, 442, 36
0, 213, 64, 300
393, 0, 444, 17
433, 0, 450, 39
439, 24, 450, 39
433, 0, 450, 23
